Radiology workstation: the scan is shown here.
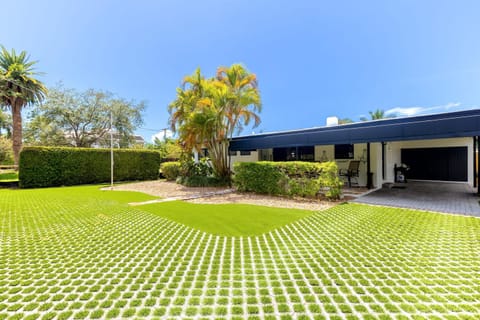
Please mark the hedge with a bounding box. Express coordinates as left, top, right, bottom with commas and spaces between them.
233, 161, 343, 199
19, 147, 161, 188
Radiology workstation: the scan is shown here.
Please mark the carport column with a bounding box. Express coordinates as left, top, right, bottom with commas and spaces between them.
367, 142, 373, 189
475, 136, 479, 194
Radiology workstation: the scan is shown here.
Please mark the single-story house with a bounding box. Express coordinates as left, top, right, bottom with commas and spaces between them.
229, 109, 480, 192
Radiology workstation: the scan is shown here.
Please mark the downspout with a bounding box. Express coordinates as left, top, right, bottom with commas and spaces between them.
367, 142, 373, 189
382, 142, 386, 181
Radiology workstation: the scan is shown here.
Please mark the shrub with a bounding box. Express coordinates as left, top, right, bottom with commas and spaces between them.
233, 161, 343, 200
160, 162, 181, 181
177, 175, 230, 187
175, 158, 229, 187
233, 162, 286, 195
19, 147, 160, 188
180, 158, 213, 178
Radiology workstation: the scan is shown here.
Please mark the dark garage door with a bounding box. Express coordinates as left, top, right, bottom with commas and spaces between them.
401, 147, 468, 182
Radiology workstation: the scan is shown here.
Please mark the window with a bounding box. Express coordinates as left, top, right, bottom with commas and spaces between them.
229, 150, 237, 156
298, 146, 315, 161
334, 144, 354, 159
240, 150, 251, 156
273, 146, 314, 161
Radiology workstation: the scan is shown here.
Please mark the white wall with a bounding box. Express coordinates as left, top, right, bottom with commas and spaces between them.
229, 151, 259, 170
384, 138, 473, 185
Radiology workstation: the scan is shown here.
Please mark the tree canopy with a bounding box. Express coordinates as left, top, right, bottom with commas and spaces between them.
168, 64, 261, 179
26, 85, 146, 148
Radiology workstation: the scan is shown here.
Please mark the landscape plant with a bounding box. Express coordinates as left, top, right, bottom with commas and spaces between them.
168, 64, 261, 181
233, 161, 343, 199
160, 161, 181, 181
0, 46, 47, 165
0, 135, 13, 164
19, 146, 160, 188
25, 84, 145, 148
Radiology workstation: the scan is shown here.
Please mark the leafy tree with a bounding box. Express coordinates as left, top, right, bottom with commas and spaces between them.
168, 64, 261, 179
28, 84, 145, 148
0, 135, 13, 164
0, 111, 12, 137
146, 137, 182, 161
24, 114, 69, 146
0, 46, 47, 165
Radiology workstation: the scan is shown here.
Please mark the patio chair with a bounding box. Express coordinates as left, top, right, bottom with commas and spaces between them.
339, 160, 360, 187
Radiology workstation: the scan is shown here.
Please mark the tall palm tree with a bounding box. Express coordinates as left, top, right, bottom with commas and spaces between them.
216, 63, 262, 138
0, 46, 47, 165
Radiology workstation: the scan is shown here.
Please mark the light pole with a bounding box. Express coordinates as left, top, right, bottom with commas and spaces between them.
110, 111, 114, 190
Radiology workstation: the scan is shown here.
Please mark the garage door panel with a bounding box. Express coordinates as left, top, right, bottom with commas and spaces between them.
401, 147, 467, 182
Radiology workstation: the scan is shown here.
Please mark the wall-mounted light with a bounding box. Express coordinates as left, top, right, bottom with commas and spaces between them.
320, 150, 328, 162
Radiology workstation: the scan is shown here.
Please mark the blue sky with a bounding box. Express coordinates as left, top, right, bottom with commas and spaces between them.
1, 0, 479, 141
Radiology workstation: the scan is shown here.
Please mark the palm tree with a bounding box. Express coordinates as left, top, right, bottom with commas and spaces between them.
216, 64, 262, 137
369, 109, 386, 120
0, 46, 47, 165
360, 109, 394, 121
168, 64, 262, 179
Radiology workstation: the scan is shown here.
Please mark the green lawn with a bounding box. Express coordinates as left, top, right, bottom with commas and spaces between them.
0, 185, 479, 319
140, 201, 312, 236
0, 171, 18, 182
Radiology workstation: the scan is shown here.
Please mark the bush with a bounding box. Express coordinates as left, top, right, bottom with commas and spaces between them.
160, 162, 181, 181
177, 175, 230, 187
233, 162, 286, 195
180, 158, 213, 178
233, 161, 343, 200
19, 147, 160, 188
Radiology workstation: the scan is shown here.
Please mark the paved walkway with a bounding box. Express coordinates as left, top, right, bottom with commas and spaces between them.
354, 181, 480, 216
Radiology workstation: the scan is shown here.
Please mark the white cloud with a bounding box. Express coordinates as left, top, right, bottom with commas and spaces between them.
385, 102, 462, 117
385, 107, 424, 116
151, 129, 173, 142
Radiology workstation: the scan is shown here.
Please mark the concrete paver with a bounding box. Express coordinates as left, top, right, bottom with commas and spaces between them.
354, 181, 480, 216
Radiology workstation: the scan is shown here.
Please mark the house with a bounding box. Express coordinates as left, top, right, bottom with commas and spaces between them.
229, 109, 480, 192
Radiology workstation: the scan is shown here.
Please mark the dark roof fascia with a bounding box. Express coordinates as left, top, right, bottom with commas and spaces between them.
229, 109, 480, 151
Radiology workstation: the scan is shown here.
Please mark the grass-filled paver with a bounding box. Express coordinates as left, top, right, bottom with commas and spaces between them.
0, 186, 479, 319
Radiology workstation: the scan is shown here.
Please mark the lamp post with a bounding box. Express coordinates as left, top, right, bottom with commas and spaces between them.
110, 111, 114, 190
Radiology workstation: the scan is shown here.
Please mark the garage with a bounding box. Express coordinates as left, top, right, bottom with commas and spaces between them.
401, 147, 468, 182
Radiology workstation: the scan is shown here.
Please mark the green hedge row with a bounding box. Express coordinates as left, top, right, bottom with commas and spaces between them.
19, 147, 161, 188
233, 161, 343, 199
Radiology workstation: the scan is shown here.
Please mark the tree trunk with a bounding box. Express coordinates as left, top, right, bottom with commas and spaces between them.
11, 99, 23, 167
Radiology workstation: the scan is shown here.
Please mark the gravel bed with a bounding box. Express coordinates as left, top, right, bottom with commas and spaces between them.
111, 180, 335, 211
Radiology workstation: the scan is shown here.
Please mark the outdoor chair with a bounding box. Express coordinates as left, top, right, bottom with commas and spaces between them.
339, 160, 360, 187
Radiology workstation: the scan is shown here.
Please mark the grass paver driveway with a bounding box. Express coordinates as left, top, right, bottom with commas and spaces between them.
0, 186, 479, 319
